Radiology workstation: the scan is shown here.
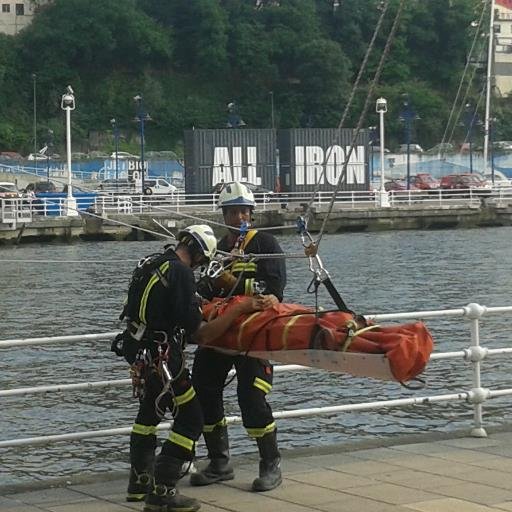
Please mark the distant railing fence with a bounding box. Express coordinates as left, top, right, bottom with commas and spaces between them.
2, 188, 512, 221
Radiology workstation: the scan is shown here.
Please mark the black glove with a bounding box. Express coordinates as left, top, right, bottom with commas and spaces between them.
197, 276, 216, 301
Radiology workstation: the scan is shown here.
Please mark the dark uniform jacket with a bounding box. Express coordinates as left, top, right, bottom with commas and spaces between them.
218, 230, 286, 301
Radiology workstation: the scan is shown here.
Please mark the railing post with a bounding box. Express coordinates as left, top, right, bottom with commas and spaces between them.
463, 302, 489, 438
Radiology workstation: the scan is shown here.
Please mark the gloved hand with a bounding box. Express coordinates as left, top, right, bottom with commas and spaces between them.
213, 271, 237, 291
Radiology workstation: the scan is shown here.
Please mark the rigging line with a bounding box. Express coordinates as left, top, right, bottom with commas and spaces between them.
461, 82, 486, 146
34, 196, 174, 240
215, 249, 308, 260
304, 0, 390, 218
0, 259, 139, 263
99, 193, 297, 233
315, 0, 406, 247
152, 218, 176, 238
446, 43, 487, 149
439, 0, 488, 157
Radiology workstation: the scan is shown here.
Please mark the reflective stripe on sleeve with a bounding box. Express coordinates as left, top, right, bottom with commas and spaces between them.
232, 262, 257, 273
132, 423, 158, 436
244, 278, 255, 296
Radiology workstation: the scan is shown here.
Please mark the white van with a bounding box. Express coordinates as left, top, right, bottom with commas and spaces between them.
143, 178, 177, 195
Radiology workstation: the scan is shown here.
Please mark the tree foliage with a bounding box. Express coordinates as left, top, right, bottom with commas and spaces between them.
0, 0, 494, 154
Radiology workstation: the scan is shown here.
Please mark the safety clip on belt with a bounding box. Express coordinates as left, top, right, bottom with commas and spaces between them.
296, 216, 351, 313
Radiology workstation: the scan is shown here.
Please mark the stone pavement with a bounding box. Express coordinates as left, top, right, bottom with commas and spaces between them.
3, 431, 512, 512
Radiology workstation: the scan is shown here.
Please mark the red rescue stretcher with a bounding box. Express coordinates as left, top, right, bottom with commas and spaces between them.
201, 297, 434, 383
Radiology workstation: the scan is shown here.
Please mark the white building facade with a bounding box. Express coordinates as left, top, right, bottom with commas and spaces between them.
495, 0, 512, 95
0, 0, 48, 36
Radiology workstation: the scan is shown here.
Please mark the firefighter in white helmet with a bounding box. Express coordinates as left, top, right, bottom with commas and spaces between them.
191, 182, 287, 492
118, 224, 217, 512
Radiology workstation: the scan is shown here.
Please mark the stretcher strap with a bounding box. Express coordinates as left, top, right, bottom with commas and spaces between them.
341, 324, 380, 352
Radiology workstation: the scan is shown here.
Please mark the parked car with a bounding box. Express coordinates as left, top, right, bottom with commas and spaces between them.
0, 151, 23, 160
25, 181, 57, 193
143, 178, 177, 195
0, 181, 22, 198
397, 144, 424, 154
384, 179, 418, 192
98, 179, 133, 194
492, 141, 512, 152
439, 174, 491, 195
483, 171, 511, 188
409, 173, 440, 190
110, 151, 138, 160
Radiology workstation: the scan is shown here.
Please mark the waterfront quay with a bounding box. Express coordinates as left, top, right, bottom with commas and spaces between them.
2, 197, 512, 244
4, 429, 512, 512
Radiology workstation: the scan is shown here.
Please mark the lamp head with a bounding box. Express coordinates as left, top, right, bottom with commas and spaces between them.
134, 94, 142, 103
376, 97, 387, 113
61, 86, 76, 110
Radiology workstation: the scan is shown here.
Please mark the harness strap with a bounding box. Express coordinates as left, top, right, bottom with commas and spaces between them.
239, 229, 258, 252
341, 322, 380, 352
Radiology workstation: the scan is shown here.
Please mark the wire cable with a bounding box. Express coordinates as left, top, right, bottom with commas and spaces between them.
315, 0, 406, 248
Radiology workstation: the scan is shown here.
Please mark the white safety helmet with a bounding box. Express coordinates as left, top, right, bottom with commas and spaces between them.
218, 182, 256, 209
177, 224, 217, 261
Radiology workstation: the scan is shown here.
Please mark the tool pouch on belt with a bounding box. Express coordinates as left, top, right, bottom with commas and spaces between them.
112, 329, 147, 366
110, 332, 125, 357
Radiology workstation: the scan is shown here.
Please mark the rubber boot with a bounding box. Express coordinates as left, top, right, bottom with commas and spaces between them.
127, 433, 156, 502
144, 454, 200, 512
190, 425, 234, 486
252, 430, 282, 492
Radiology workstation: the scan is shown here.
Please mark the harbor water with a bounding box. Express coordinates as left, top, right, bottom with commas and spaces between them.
1, 227, 512, 485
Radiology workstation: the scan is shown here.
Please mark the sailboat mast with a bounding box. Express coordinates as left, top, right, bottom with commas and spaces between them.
483, 0, 495, 172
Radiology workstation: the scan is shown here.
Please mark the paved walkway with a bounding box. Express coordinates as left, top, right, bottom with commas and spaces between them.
3, 431, 512, 512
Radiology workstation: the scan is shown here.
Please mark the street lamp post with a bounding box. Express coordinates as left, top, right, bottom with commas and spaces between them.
32, 73, 37, 172
110, 118, 120, 185
463, 103, 480, 174
60, 86, 78, 217
490, 117, 497, 184
376, 97, 390, 208
368, 126, 377, 182
270, 91, 275, 130
133, 94, 150, 194
45, 129, 54, 183
399, 96, 418, 190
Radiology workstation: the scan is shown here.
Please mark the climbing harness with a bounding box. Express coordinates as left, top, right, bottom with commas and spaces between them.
130, 348, 150, 399
153, 327, 188, 419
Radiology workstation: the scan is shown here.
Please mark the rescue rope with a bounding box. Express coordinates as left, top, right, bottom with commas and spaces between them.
315, 0, 406, 248
303, 0, 391, 218
446, 44, 487, 151
0, 259, 139, 263
439, 0, 488, 156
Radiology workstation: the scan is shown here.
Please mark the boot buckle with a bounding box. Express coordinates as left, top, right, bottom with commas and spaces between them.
154, 484, 176, 497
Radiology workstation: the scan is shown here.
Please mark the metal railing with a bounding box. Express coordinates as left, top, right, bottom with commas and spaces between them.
1, 302, 512, 448
3, 188, 512, 221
